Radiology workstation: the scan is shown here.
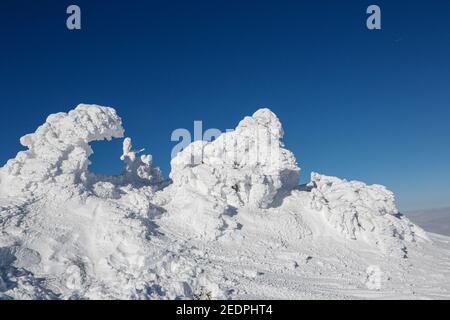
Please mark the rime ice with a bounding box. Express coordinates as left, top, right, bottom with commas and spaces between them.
170, 108, 300, 209
0, 104, 448, 300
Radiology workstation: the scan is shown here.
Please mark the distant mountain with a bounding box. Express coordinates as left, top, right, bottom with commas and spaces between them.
406, 207, 450, 236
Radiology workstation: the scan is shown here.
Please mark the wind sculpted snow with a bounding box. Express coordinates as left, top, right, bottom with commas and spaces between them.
0, 104, 449, 300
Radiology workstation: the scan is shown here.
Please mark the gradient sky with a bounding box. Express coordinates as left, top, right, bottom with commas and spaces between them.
1, 0, 449, 211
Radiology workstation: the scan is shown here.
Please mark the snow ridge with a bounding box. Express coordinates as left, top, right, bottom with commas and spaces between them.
170, 108, 299, 208
308, 173, 428, 256
0, 104, 434, 300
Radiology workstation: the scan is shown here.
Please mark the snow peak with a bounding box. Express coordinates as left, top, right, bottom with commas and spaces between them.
176, 304, 210, 318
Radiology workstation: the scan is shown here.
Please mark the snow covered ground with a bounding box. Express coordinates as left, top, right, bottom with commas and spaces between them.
1, 104, 450, 300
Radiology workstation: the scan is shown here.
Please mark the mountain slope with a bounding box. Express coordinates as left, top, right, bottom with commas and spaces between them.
1, 104, 449, 300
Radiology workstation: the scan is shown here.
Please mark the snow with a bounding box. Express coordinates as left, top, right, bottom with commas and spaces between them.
1, 103, 450, 300
308, 173, 428, 256
120, 137, 164, 186
170, 108, 299, 209
0, 104, 124, 199
165, 108, 300, 239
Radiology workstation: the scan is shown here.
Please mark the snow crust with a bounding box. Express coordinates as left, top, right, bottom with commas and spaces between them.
0, 104, 446, 300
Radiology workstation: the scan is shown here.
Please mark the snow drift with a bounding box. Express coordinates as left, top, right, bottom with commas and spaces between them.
307, 173, 428, 256
0, 103, 441, 300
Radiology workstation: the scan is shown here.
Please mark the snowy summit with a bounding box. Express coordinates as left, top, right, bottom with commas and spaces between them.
0, 104, 449, 300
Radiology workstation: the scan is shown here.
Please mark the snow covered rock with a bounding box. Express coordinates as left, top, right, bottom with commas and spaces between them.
170, 108, 300, 209
120, 137, 163, 186
308, 172, 428, 256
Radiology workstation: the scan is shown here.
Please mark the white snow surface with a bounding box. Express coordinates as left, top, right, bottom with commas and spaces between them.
1, 104, 450, 300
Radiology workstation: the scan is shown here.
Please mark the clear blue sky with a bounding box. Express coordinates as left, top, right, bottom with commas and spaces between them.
1, 0, 449, 211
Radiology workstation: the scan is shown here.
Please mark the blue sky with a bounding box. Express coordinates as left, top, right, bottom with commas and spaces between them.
0, 0, 449, 211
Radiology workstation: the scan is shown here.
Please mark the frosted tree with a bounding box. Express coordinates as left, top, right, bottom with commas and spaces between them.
120, 137, 163, 185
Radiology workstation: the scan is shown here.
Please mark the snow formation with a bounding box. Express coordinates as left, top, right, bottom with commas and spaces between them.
0, 105, 124, 198
170, 108, 299, 209
1, 103, 447, 300
165, 109, 300, 238
307, 173, 428, 256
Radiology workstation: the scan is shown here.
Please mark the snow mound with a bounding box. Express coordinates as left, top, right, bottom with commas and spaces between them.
164, 108, 300, 239
120, 137, 164, 186
308, 173, 428, 256
170, 108, 300, 209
